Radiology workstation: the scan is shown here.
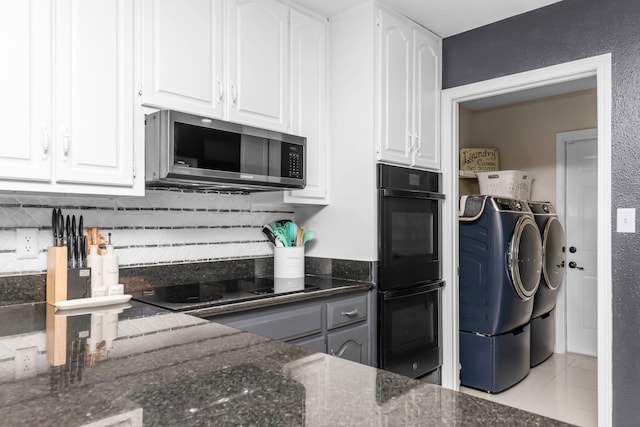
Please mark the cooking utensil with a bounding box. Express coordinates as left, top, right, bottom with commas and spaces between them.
51, 209, 58, 246
57, 209, 64, 247
269, 222, 290, 247
78, 216, 85, 267
285, 221, 298, 247
71, 215, 78, 268
296, 227, 304, 247
262, 226, 277, 245
65, 215, 71, 267
302, 230, 316, 245
65, 215, 70, 245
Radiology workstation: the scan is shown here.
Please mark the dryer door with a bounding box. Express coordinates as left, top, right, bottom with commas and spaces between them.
542, 217, 566, 290
508, 216, 543, 300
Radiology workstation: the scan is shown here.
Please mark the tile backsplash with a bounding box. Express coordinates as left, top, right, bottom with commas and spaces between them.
0, 190, 293, 276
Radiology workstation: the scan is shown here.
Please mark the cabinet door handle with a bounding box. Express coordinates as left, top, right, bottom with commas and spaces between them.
407, 131, 414, 151
62, 129, 70, 159
231, 82, 237, 105
341, 309, 359, 318
415, 135, 421, 154
41, 127, 50, 156
217, 78, 223, 103
330, 340, 361, 358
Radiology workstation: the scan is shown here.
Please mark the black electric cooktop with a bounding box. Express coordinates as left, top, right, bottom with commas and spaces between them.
132, 277, 319, 311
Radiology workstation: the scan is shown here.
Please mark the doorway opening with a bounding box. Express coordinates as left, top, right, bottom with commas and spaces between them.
440, 54, 612, 426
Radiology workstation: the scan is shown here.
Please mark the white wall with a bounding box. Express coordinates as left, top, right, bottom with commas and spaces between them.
459, 89, 597, 204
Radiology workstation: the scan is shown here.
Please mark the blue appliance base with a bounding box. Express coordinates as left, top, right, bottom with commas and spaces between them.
460, 324, 530, 393
531, 309, 555, 367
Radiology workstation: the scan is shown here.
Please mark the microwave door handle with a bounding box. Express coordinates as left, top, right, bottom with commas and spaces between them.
382, 189, 445, 201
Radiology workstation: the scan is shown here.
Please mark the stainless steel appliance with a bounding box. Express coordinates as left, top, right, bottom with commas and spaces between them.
145, 110, 306, 191
377, 164, 445, 382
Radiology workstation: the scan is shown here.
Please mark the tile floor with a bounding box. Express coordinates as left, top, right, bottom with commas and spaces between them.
460, 353, 597, 426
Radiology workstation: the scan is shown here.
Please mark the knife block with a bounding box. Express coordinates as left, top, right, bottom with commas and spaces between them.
45, 304, 67, 366
46, 246, 68, 304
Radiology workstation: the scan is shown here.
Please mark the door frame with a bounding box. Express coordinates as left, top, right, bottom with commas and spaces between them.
555, 128, 598, 354
440, 54, 612, 426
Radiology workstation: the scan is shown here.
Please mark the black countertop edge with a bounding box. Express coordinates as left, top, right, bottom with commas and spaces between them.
185, 279, 372, 318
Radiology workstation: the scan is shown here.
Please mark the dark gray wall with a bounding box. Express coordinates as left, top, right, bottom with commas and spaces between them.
443, 0, 640, 423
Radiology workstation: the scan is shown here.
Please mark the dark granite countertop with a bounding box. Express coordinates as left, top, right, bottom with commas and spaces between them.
0, 301, 572, 426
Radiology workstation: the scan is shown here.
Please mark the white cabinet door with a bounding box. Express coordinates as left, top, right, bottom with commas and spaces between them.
284, 10, 328, 205
411, 27, 440, 170
377, 8, 412, 166
141, 0, 224, 118
228, 0, 289, 131
0, 1, 52, 182
54, 0, 135, 187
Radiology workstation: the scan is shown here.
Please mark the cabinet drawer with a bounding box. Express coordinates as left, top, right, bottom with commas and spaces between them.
326, 294, 367, 330
221, 304, 322, 341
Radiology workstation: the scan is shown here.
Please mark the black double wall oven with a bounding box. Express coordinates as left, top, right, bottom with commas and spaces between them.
377, 164, 444, 382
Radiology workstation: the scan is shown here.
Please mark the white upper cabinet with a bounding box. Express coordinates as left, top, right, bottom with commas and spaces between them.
228, 0, 289, 131
142, 0, 290, 132
378, 9, 413, 166
55, 0, 136, 187
0, 0, 141, 195
412, 26, 440, 170
0, 1, 52, 182
284, 10, 328, 204
377, 7, 441, 170
141, 0, 224, 118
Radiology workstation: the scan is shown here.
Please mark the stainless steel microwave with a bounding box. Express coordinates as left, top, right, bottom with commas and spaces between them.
145, 110, 306, 191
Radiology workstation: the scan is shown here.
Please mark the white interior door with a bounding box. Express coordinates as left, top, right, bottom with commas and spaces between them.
565, 135, 598, 356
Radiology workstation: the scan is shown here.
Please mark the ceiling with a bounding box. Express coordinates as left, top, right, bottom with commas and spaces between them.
461, 77, 597, 111
292, 0, 587, 109
291, 0, 563, 38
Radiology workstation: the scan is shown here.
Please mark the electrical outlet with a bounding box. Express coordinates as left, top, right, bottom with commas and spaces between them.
14, 346, 38, 380
16, 228, 39, 259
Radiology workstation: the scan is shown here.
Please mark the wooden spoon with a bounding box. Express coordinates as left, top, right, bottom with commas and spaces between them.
296, 227, 304, 247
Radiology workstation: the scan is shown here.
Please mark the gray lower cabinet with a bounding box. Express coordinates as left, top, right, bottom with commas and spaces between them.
219, 303, 322, 342
211, 291, 371, 366
291, 334, 326, 353
327, 323, 369, 365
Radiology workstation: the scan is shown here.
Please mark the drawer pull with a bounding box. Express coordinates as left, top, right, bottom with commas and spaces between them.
341, 309, 359, 318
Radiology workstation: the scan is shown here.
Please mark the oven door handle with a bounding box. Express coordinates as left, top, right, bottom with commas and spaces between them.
381, 189, 445, 200
381, 281, 445, 300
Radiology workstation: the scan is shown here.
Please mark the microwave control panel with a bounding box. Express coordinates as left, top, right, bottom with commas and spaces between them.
282, 142, 304, 179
